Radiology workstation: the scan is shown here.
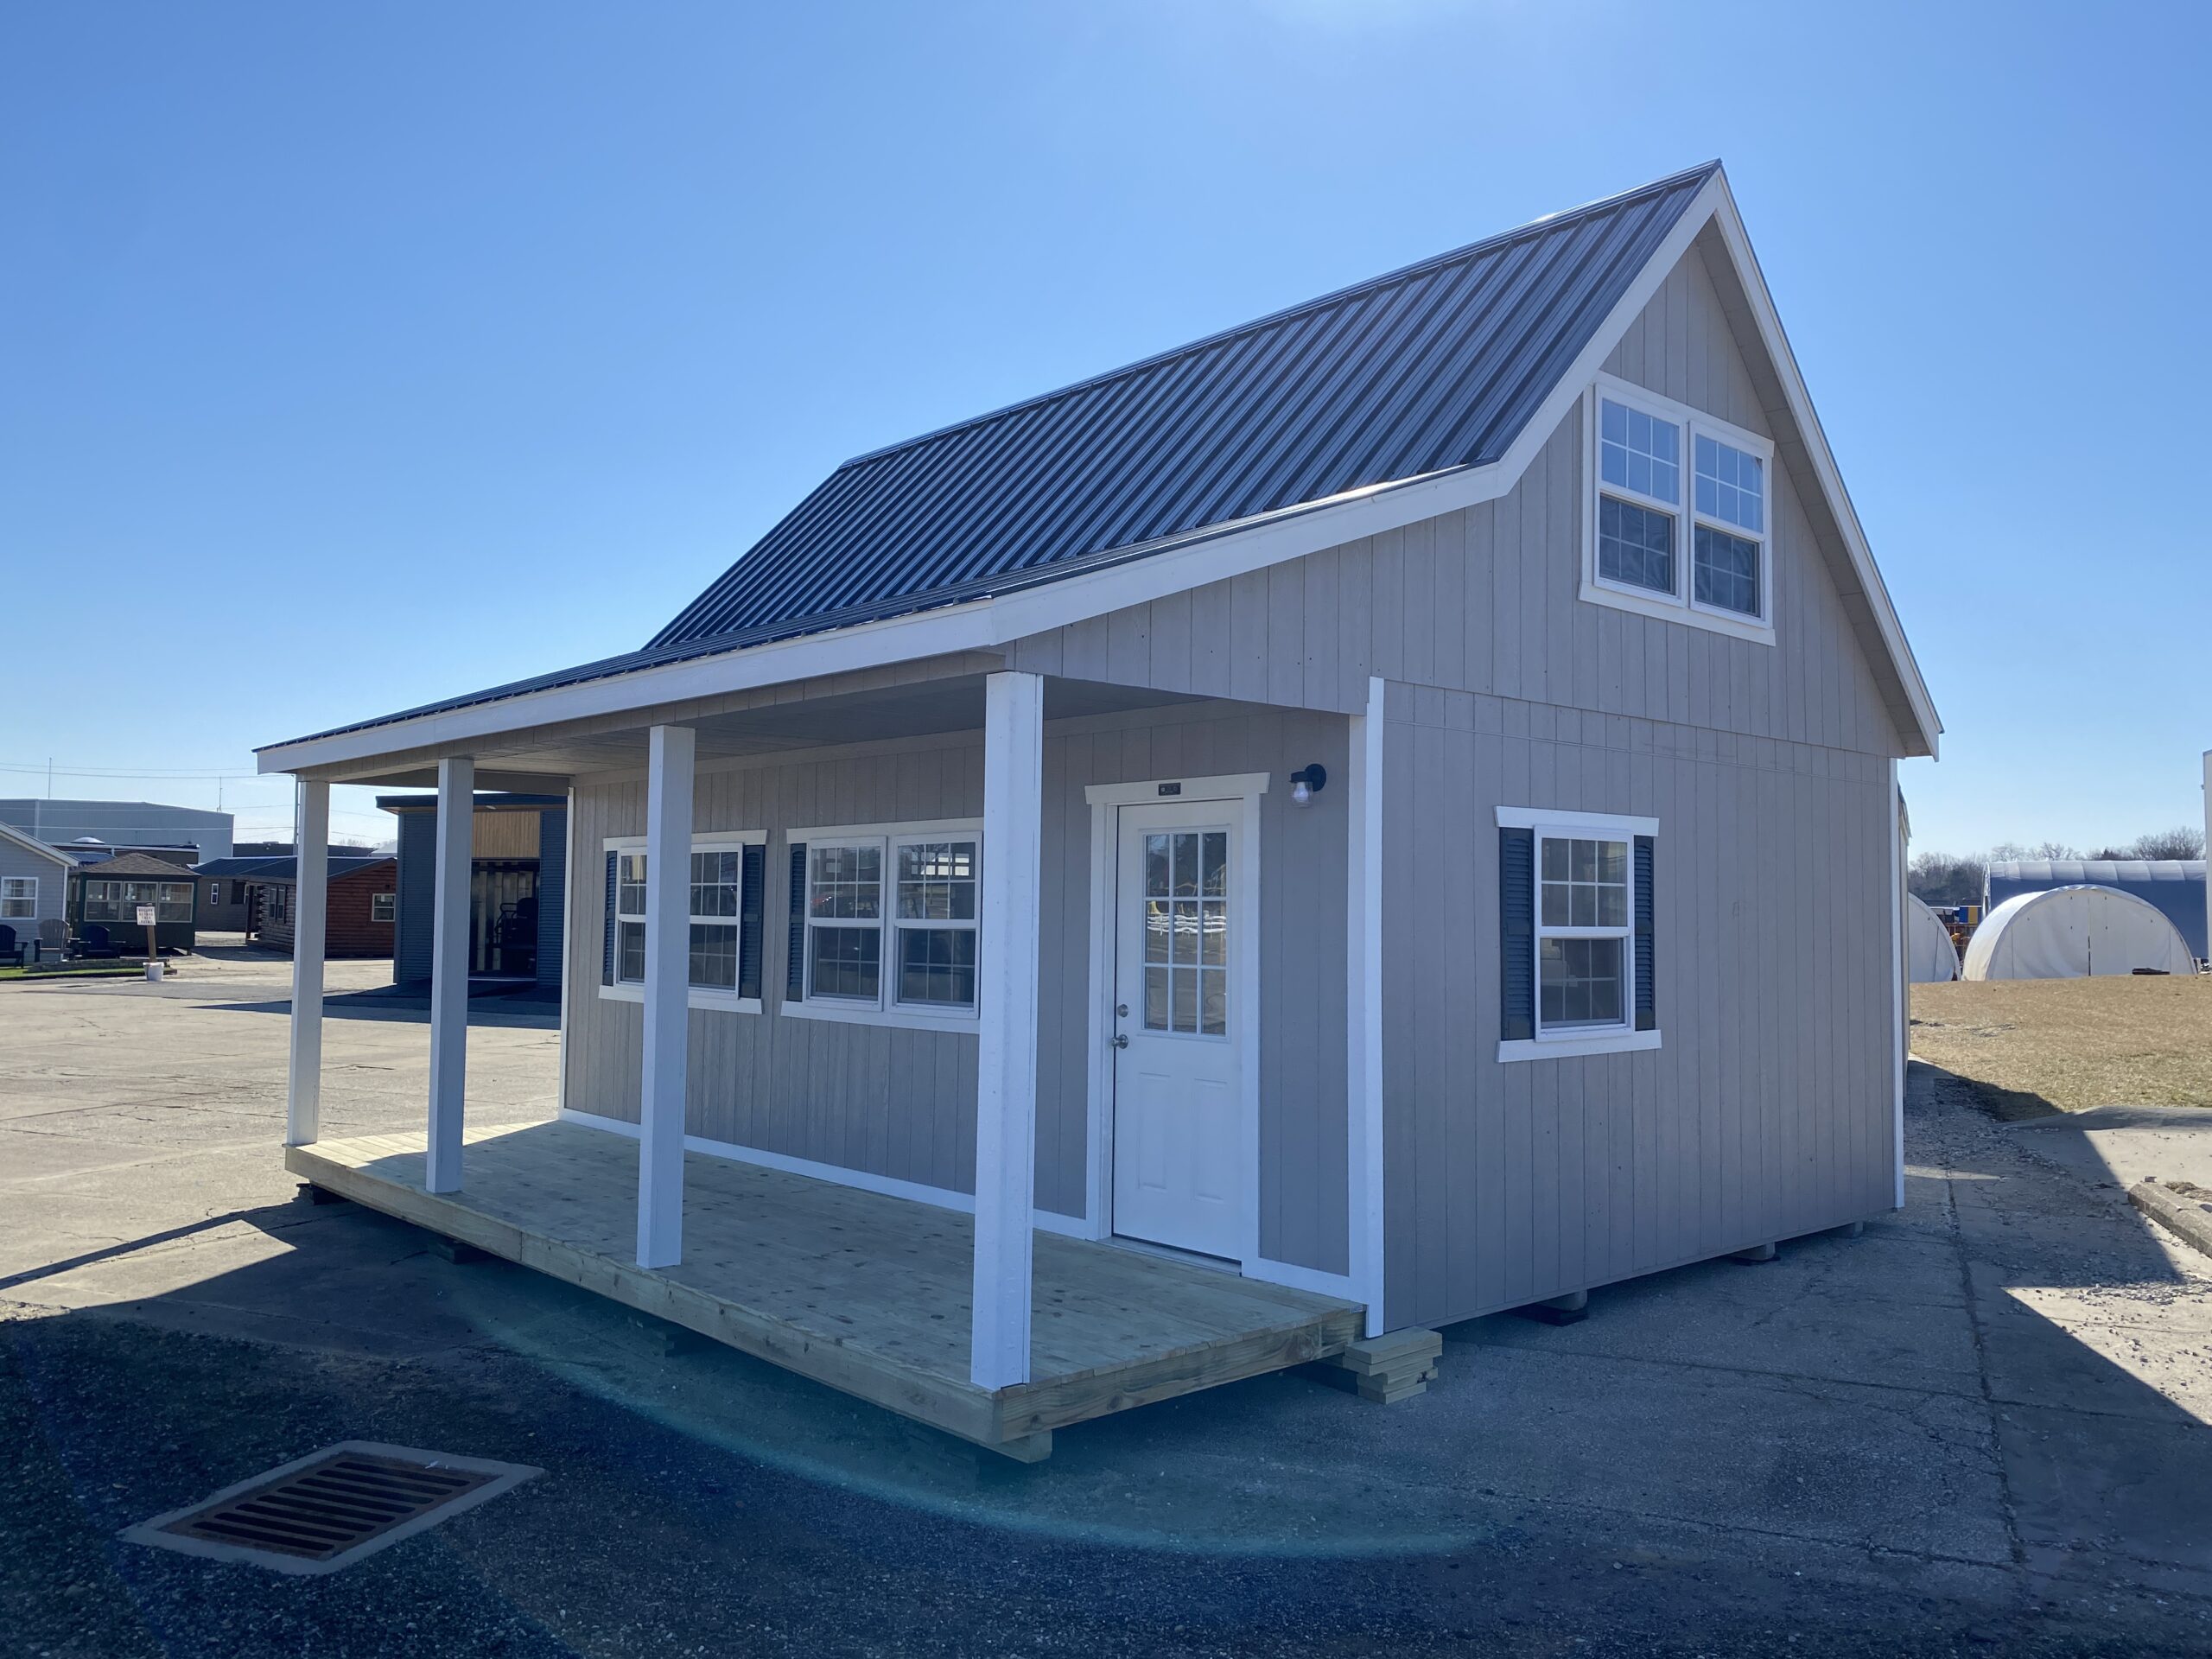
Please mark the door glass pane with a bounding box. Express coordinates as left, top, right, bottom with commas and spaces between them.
1145, 900, 1171, 963
1144, 964, 1169, 1030
1200, 900, 1226, 965
1199, 968, 1226, 1036
1202, 832, 1227, 896
1172, 964, 1198, 1033
1145, 835, 1171, 898
1171, 902, 1197, 964
1171, 832, 1198, 896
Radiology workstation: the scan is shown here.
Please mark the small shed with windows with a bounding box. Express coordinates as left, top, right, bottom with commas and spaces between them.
255, 162, 1940, 1459
252, 855, 397, 958
70, 852, 199, 952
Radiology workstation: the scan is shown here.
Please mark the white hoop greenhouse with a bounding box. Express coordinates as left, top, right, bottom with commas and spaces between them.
1961, 885, 2196, 982
1905, 893, 1960, 982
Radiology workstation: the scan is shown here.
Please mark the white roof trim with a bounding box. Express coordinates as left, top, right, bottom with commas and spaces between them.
259, 167, 1936, 775
0, 820, 77, 870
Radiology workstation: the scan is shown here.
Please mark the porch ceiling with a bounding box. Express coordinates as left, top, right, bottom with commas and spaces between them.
327, 675, 1212, 790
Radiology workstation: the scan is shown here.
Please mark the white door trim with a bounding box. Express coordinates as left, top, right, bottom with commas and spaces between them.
1083, 773, 1267, 1262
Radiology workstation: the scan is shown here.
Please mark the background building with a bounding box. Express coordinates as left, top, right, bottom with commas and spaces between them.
0, 800, 233, 861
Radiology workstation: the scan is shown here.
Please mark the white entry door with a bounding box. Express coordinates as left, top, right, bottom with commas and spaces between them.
1111, 802, 1246, 1260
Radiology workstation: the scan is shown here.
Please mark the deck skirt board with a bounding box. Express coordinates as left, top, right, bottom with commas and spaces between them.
287, 1121, 1357, 1456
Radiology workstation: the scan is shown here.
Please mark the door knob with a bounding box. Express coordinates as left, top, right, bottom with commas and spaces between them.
1111, 1033, 1129, 1050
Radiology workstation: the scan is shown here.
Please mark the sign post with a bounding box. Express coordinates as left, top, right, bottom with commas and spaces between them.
137, 904, 161, 982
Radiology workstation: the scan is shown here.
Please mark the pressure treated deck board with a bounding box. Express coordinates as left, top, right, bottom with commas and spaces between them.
288, 1120, 1358, 1457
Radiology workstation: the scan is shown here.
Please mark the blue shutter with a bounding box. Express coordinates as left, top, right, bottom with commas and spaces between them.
1499, 827, 1535, 1042
1634, 835, 1656, 1031
738, 842, 766, 1002
601, 851, 617, 987
785, 842, 807, 1001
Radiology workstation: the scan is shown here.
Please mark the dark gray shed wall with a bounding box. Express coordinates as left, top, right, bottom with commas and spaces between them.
536, 806, 568, 989
393, 812, 435, 983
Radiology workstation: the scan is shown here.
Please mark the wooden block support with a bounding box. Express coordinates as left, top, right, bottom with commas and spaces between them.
298, 1182, 349, 1206
1730, 1242, 1778, 1263
1308, 1326, 1441, 1404
1513, 1288, 1588, 1325
433, 1235, 490, 1264
1833, 1219, 1866, 1239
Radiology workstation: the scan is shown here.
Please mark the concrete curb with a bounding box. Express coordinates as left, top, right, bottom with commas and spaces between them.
2128, 1179, 2212, 1261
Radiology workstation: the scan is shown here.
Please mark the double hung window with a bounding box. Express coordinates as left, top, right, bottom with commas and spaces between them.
1585, 375, 1775, 640
602, 832, 767, 1009
1496, 807, 1659, 1062
1, 876, 35, 919
788, 822, 981, 1027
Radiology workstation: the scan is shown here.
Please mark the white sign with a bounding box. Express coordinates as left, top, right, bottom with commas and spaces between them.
136, 906, 157, 927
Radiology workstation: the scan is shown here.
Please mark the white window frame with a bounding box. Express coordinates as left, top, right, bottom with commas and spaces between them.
599, 830, 766, 1013
370, 892, 396, 924
783, 817, 983, 1033
1496, 804, 1661, 1063
1581, 373, 1777, 646
0, 875, 35, 919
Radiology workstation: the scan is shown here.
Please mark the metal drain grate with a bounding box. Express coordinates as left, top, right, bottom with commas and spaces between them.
122, 1442, 541, 1576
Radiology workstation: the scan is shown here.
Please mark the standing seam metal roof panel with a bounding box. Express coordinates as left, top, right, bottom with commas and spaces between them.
651, 163, 1717, 650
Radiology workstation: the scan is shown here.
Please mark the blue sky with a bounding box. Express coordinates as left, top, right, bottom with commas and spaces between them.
3, 1, 2204, 854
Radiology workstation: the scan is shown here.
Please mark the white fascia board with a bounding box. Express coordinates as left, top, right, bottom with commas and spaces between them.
1701, 177, 1942, 759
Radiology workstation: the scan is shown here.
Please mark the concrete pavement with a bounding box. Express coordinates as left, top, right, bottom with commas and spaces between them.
1, 956, 2208, 1654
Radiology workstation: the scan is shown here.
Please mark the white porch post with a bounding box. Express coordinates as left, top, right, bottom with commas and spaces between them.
425, 754, 474, 1193
971, 670, 1044, 1389
637, 723, 695, 1269
284, 778, 329, 1147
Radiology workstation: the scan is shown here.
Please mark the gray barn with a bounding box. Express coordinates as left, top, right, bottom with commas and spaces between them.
257, 162, 1940, 1457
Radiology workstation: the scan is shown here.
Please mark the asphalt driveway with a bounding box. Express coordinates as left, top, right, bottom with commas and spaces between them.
2, 952, 2208, 1656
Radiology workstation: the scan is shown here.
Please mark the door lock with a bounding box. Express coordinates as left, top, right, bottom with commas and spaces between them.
1111, 1033, 1129, 1050
1116, 1002, 1128, 1018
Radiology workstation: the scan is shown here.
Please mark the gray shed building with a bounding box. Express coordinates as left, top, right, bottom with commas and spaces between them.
0, 800, 232, 862
255, 163, 1938, 1459
378, 792, 568, 991
0, 821, 73, 958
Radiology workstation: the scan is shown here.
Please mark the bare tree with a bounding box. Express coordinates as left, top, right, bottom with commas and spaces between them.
2126, 826, 2206, 861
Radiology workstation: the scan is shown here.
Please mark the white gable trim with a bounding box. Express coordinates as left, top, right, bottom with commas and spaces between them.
259, 167, 1936, 778
0, 820, 76, 870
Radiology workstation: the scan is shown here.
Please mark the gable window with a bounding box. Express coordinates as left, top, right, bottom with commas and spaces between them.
785, 820, 982, 1030
601, 832, 766, 1010
1583, 374, 1776, 643
1, 876, 35, 919
1496, 806, 1660, 1062
371, 893, 397, 924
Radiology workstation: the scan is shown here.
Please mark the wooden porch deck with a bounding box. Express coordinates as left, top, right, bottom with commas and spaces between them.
287, 1121, 1361, 1459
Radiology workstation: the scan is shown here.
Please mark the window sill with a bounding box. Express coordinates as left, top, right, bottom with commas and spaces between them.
781, 998, 979, 1035
598, 983, 763, 1015
1497, 1027, 1662, 1063
1579, 576, 1774, 646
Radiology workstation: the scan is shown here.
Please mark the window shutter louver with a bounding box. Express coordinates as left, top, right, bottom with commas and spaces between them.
601, 852, 618, 986
1499, 826, 1535, 1042
738, 842, 766, 1001
1634, 835, 1656, 1031
785, 842, 807, 1001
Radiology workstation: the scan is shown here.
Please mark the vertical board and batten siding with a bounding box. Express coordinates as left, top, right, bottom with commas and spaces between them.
1376, 686, 1893, 1330
560, 702, 1351, 1274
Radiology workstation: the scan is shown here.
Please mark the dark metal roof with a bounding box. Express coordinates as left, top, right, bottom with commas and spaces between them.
264, 164, 1715, 752
240, 855, 396, 884
653, 163, 1716, 649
